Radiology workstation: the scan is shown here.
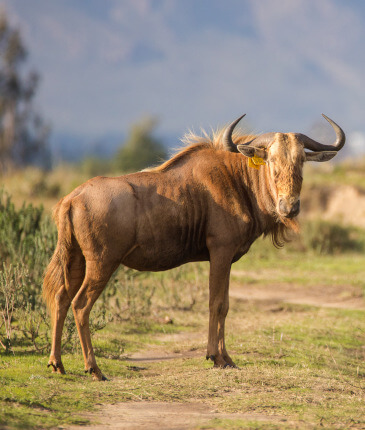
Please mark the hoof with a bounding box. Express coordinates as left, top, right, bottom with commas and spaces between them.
47, 360, 65, 374
207, 354, 238, 369
223, 363, 239, 369
85, 367, 108, 381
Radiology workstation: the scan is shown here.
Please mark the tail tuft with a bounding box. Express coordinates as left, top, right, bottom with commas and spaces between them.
42, 199, 73, 312
43, 251, 64, 311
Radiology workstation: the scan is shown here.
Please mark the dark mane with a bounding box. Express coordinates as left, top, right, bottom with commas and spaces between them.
267, 219, 299, 248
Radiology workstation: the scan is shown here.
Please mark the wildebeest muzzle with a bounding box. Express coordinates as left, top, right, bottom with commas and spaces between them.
278, 198, 300, 219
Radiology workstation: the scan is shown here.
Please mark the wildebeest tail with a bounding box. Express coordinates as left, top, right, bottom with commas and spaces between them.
42, 199, 73, 312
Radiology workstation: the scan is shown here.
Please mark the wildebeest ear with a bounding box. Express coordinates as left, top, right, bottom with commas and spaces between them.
237, 145, 267, 160
305, 151, 337, 162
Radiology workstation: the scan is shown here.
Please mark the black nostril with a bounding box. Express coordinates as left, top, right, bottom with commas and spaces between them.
289, 200, 300, 217
279, 199, 300, 217
293, 200, 300, 213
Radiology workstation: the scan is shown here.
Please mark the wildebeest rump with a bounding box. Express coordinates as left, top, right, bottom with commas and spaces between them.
43, 114, 345, 380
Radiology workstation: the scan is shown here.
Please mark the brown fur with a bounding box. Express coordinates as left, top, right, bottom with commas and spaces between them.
152, 131, 299, 247
43, 126, 313, 380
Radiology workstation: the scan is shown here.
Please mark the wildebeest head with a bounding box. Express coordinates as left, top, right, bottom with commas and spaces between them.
223, 114, 345, 219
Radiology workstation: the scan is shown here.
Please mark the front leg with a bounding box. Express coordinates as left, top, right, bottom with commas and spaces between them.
206, 250, 236, 368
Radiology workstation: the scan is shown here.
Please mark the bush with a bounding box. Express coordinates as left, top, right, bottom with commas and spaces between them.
114, 117, 167, 173
0, 189, 57, 308
0, 264, 29, 352
0, 190, 57, 352
301, 219, 364, 254
99, 267, 154, 322
79, 156, 111, 177
98, 263, 206, 322
0, 190, 206, 354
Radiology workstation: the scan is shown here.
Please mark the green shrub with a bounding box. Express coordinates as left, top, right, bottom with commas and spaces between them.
0, 191, 206, 354
99, 267, 154, 322
114, 117, 167, 173
156, 263, 206, 311
0, 190, 110, 354
79, 156, 112, 177
0, 189, 57, 308
301, 219, 364, 254
0, 264, 29, 352
0, 190, 57, 352
98, 263, 206, 323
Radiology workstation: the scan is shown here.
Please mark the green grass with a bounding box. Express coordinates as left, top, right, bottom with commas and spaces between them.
1, 191, 365, 429
2, 157, 364, 212
1, 155, 365, 429
199, 419, 295, 430
0, 320, 187, 429
233, 237, 365, 293
1, 260, 364, 429
303, 159, 365, 189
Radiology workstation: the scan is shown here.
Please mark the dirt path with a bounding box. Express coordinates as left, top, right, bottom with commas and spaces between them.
124, 283, 365, 368
230, 279, 365, 311
65, 284, 364, 430
66, 401, 289, 430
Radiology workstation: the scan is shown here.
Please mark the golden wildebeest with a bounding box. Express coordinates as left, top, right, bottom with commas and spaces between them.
43, 114, 345, 380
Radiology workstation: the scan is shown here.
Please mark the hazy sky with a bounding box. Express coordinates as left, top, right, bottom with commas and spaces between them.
3, 0, 365, 152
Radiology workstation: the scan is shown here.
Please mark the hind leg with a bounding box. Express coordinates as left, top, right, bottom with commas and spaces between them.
48, 285, 71, 374
72, 260, 116, 381
48, 251, 85, 374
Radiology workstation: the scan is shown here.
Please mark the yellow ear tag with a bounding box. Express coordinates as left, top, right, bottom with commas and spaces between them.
248, 155, 266, 169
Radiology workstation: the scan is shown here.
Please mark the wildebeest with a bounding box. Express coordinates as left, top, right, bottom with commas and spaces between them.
43, 114, 345, 380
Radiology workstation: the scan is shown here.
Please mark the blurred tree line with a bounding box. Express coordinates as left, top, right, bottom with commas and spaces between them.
115, 117, 166, 172
0, 10, 50, 174
81, 117, 167, 176
0, 10, 167, 177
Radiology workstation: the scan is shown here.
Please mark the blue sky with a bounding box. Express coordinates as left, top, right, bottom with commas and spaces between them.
3, 0, 365, 154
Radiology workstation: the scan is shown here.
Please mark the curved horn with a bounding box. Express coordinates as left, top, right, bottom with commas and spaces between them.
222, 114, 246, 152
300, 114, 346, 152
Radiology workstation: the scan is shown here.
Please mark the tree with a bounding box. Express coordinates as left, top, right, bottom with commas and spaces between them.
0, 10, 50, 174
115, 117, 167, 173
